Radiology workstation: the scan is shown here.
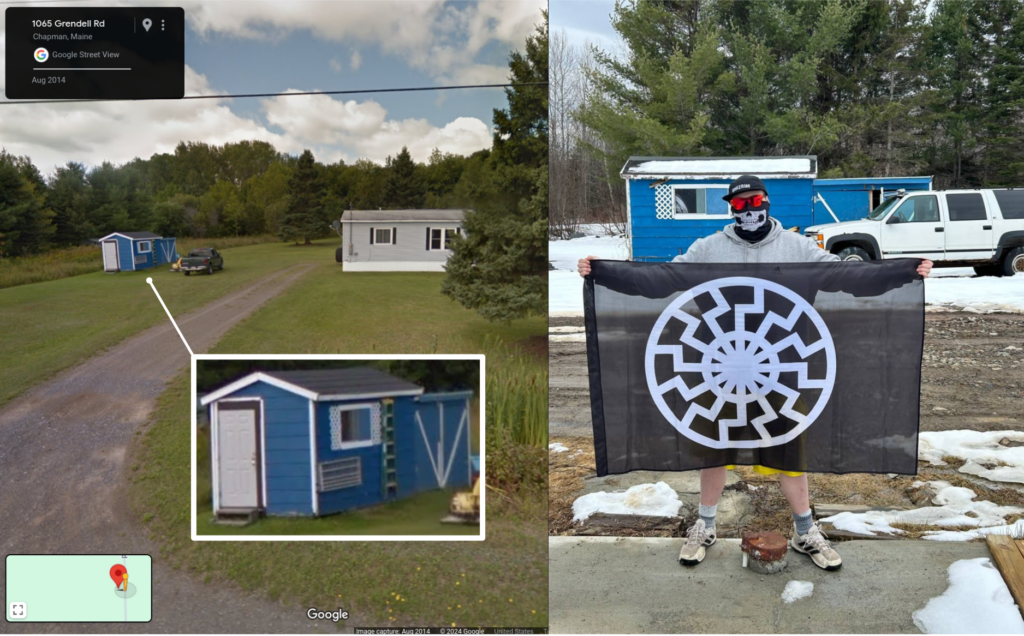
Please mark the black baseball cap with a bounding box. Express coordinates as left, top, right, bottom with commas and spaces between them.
723, 175, 768, 201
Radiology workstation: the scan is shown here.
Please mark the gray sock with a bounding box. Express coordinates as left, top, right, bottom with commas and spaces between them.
698, 503, 717, 529
793, 509, 814, 536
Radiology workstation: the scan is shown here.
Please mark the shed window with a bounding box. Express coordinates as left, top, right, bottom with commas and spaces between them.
319, 457, 362, 491
373, 228, 394, 245
669, 186, 730, 219
329, 405, 374, 450
137, 240, 152, 253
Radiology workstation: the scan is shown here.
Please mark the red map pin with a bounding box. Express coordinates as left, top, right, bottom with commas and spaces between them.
109, 564, 127, 590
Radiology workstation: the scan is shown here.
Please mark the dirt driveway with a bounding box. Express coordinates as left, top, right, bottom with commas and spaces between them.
549, 312, 1024, 535
0, 264, 329, 633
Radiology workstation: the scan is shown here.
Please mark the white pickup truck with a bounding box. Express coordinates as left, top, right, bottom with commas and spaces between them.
805, 188, 1024, 276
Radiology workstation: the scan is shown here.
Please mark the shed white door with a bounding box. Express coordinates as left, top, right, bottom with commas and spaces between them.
102, 240, 119, 272
218, 409, 258, 508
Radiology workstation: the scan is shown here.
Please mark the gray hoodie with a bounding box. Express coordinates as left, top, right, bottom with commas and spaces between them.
670, 218, 840, 265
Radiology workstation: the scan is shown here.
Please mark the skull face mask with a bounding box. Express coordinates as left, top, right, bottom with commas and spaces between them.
732, 199, 770, 232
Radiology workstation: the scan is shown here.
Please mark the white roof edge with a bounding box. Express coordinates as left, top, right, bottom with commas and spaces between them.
200, 372, 320, 405
318, 388, 425, 401
98, 232, 157, 241
623, 173, 817, 180
342, 219, 465, 223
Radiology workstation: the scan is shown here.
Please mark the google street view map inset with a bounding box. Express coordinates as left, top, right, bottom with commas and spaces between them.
6, 555, 152, 622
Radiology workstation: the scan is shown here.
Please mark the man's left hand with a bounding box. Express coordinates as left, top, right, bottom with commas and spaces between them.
918, 259, 933, 278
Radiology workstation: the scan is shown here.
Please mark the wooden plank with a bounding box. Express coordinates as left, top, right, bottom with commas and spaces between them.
576, 513, 682, 536
987, 534, 1024, 618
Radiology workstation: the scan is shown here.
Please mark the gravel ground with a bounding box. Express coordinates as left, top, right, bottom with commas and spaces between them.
0, 264, 330, 633
549, 311, 1024, 535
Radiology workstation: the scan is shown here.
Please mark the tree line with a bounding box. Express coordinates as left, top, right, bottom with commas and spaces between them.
551, 0, 1024, 236
0, 139, 489, 256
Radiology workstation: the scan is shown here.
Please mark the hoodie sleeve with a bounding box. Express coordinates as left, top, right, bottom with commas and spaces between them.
799, 234, 841, 263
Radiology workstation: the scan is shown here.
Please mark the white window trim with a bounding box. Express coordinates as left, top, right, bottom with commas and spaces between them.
137, 240, 153, 253
330, 402, 377, 450
429, 226, 461, 251
374, 228, 395, 245
670, 184, 732, 220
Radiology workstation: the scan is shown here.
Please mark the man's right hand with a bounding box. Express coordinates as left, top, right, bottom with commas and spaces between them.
578, 256, 598, 278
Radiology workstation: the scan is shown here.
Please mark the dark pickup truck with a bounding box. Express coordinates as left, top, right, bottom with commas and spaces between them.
180, 248, 223, 275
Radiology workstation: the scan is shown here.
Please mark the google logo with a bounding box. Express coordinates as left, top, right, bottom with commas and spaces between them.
34, 48, 49, 62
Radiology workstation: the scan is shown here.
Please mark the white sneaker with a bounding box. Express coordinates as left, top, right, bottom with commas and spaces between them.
791, 522, 843, 571
679, 518, 717, 566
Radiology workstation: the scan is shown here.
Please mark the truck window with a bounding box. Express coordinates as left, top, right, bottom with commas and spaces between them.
993, 190, 1024, 220
868, 196, 902, 220
889, 195, 939, 223
946, 193, 987, 221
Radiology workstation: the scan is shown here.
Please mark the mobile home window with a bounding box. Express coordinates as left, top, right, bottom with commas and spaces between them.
671, 186, 730, 219
319, 457, 362, 491
330, 405, 374, 450
137, 240, 152, 253
374, 228, 394, 245
429, 227, 460, 250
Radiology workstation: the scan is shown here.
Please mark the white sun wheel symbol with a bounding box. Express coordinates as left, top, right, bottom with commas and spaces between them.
645, 277, 836, 449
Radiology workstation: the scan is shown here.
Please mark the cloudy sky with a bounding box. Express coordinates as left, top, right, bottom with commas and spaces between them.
549, 0, 619, 55
0, 0, 545, 176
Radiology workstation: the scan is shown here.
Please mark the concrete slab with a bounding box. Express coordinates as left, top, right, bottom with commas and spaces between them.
550, 536, 991, 633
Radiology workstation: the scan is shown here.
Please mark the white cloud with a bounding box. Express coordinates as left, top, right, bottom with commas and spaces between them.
350, 49, 362, 71
261, 92, 492, 163
329, 57, 342, 73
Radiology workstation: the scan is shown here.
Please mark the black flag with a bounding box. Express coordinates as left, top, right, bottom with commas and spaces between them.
584, 259, 924, 477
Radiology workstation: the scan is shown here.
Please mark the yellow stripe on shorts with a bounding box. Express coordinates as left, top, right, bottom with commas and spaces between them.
725, 464, 805, 477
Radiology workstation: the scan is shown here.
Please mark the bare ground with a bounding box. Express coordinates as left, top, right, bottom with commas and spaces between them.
549, 312, 1024, 538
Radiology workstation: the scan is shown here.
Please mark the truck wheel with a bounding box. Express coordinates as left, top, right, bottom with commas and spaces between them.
207, 264, 214, 275
184, 271, 191, 276
837, 246, 870, 261
1003, 247, 1024, 277
973, 264, 1003, 277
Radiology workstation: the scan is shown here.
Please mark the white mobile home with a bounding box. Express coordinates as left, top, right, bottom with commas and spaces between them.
339, 209, 465, 272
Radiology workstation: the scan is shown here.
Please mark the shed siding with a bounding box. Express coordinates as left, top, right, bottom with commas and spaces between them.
629, 178, 814, 262
411, 396, 472, 492
812, 177, 932, 224
314, 400, 384, 515
342, 221, 461, 263
225, 382, 313, 515
393, 395, 420, 500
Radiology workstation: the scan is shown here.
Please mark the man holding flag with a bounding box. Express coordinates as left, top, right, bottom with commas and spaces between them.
578, 175, 932, 572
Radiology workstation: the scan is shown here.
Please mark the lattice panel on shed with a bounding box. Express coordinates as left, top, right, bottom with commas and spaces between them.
655, 184, 674, 219
371, 403, 382, 444
329, 406, 344, 450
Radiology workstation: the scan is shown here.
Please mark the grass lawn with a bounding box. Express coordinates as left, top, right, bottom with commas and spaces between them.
210, 262, 547, 355
195, 490, 480, 536
130, 373, 548, 628
0, 239, 335, 407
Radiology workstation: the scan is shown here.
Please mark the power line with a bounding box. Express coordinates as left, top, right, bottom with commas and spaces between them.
0, 82, 548, 106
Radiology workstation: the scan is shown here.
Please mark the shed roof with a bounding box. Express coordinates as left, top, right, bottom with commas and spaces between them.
621, 156, 817, 180
341, 209, 465, 222
200, 366, 424, 405
99, 231, 162, 240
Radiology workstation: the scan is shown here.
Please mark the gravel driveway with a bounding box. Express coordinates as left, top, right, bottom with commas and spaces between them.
0, 264, 333, 633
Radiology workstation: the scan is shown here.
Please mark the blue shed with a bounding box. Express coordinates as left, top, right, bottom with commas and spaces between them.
199, 367, 475, 518
99, 231, 177, 272
812, 176, 933, 225
620, 156, 818, 261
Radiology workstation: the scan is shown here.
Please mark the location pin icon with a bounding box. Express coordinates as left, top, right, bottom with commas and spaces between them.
142, 18, 152, 32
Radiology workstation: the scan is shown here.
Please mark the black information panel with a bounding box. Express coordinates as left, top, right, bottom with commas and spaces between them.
5, 7, 184, 100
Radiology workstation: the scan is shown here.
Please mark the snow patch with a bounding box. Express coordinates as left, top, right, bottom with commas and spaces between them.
630, 158, 813, 175
549, 225, 630, 317
920, 430, 1024, 484
912, 558, 1024, 634
822, 480, 1024, 538
572, 482, 682, 523
549, 443, 569, 453
781, 581, 814, 604
926, 276, 1024, 313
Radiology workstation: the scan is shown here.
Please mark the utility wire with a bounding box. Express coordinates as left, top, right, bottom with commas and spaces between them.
0, 82, 548, 106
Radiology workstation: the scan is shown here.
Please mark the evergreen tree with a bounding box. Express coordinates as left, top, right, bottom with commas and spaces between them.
0, 151, 55, 256
983, 0, 1024, 185
47, 162, 90, 245
441, 13, 548, 323
384, 146, 424, 208
278, 149, 326, 244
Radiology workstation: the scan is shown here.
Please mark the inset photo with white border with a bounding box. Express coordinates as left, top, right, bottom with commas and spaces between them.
191, 354, 483, 541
